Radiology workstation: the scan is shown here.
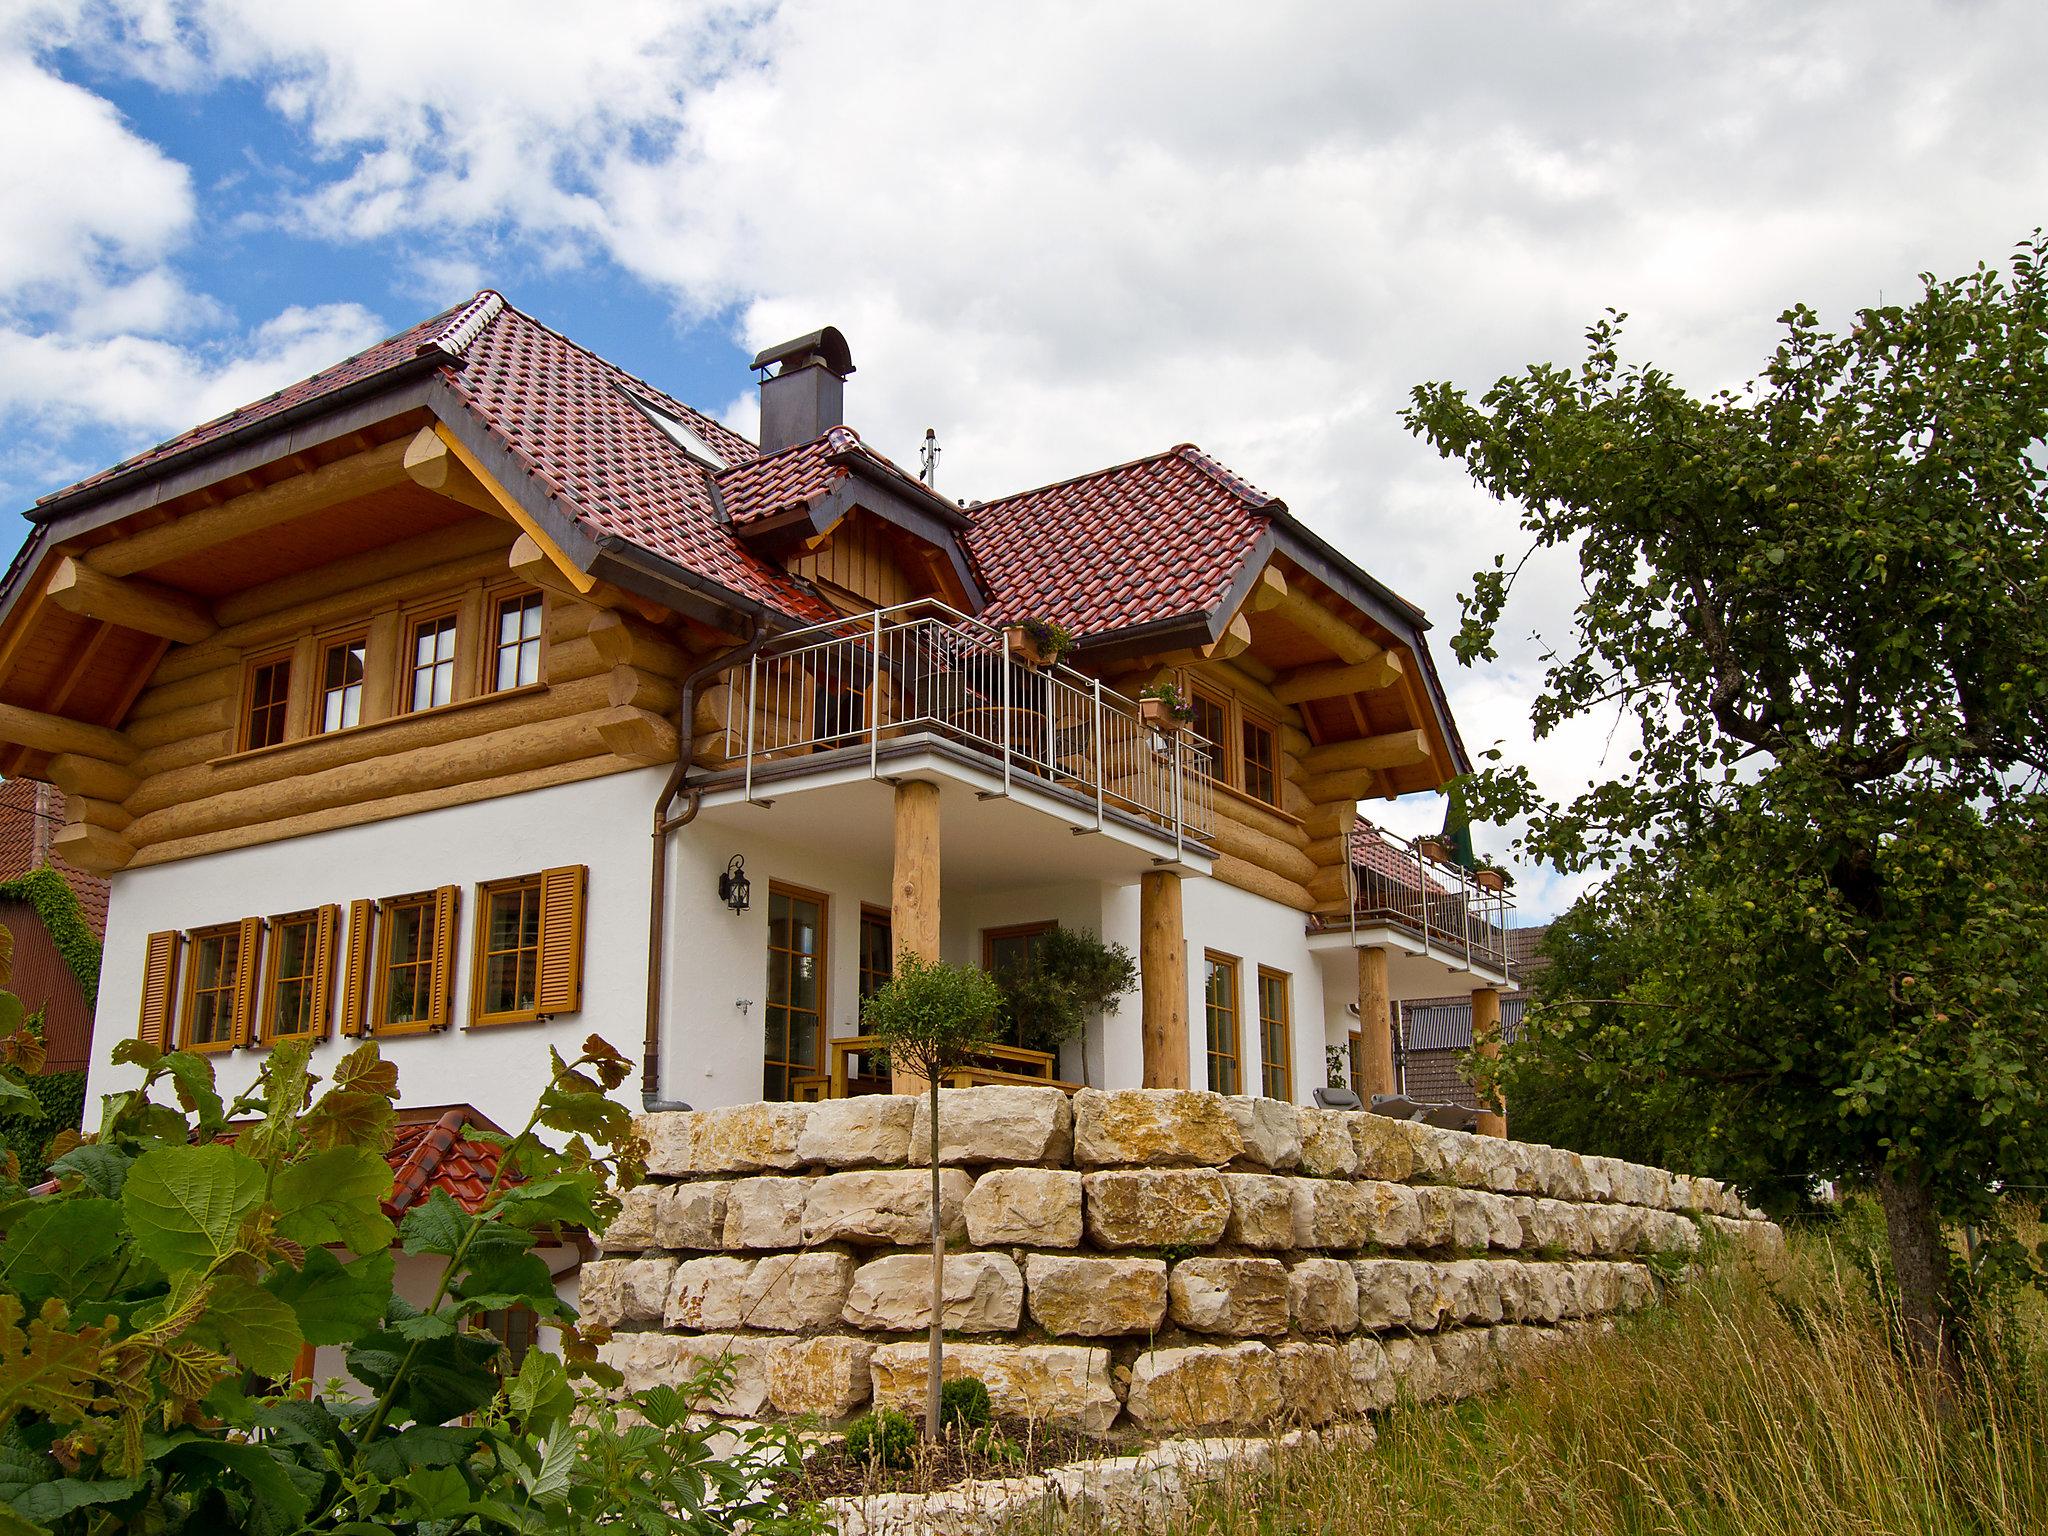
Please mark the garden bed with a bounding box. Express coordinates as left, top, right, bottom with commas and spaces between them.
788, 1417, 1101, 1499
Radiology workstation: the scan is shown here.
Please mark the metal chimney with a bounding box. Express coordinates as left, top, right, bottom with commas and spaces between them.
750, 327, 855, 453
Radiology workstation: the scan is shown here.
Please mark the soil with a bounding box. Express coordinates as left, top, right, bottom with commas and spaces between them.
788, 1418, 1106, 1499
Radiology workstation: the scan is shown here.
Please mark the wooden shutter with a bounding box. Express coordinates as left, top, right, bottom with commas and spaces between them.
535, 864, 588, 1016
308, 903, 340, 1039
230, 917, 264, 1047
138, 931, 182, 1048
340, 899, 375, 1037
427, 884, 460, 1029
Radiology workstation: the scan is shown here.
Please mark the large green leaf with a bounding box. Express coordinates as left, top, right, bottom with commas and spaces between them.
273, 1146, 396, 1253
0, 1199, 122, 1309
8, 1474, 146, 1523
454, 1251, 562, 1317
346, 1328, 501, 1427
162, 1437, 316, 1533
121, 1144, 263, 1278
264, 1246, 393, 1346
396, 1187, 469, 1258
198, 1276, 303, 1381
43, 1144, 128, 1200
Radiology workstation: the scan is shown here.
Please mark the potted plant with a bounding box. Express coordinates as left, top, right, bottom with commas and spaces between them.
1416, 835, 1452, 864
991, 927, 1137, 1084
1004, 617, 1076, 669
1473, 862, 1513, 893
1138, 681, 1196, 732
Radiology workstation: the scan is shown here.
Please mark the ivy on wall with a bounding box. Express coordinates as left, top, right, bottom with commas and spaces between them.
0, 865, 103, 1177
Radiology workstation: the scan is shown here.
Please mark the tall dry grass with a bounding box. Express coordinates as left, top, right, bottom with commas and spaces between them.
1092, 1224, 2048, 1536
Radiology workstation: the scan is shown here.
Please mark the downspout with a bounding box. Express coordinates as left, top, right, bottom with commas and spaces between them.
643, 619, 771, 1109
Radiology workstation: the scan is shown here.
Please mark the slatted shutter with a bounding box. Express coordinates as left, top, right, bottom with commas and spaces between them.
309, 903, 340, 1039
535, 864, 587, 1016
138, 930, 182, 1048
230, 917, 264, 1047
427, 884, 460, 1029
340, 899, 375, 1036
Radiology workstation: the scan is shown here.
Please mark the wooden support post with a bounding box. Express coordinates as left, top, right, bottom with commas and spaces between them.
1358, 946, 1395, 1100
1472, 987, 1507, 1138
890, 780, 941, 1093
1139, 870, 1189, 1089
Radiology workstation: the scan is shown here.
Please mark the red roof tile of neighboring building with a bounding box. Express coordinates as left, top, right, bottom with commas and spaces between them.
965, 445, 1277, 631
385, 1108, 504, 1217
0, 779, 110, 938
1350, 819, 1452, 895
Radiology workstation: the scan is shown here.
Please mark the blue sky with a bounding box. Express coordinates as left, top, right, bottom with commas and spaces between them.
7, 0, 2048, 917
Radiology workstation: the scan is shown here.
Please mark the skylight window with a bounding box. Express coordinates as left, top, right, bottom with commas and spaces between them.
629, 393, 729, 470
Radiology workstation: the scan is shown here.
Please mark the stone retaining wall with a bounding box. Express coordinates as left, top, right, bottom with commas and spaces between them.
589, 1088, 1783, 1436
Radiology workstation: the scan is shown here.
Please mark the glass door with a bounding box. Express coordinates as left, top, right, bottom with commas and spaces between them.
765, 885, 825, 1099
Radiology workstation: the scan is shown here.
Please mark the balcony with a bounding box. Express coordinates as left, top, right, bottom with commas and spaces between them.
701, 600, 1215, 856
1315, 821, 1517, 982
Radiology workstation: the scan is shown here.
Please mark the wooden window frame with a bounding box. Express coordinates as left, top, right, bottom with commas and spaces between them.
764, 881, 828, 1101
180, 918, 260, 1053
466, 866, 585, 1028
486, 586, 548, 696
258, 905, 339, 1046
1256, 966, 1292, 1101
314, 627, 371, 735
138, 930, 184, 1049
1204, 949, 1242, 1095
1189, 685, 1232, 787
371, 885, 459, 1036
1240, 711, 1280, 807
241, 649, 294, 752
1180, 675, 1285, 808
402, 608, 463, 716
470, 873, 544, 1026
857, 904, 893, 1006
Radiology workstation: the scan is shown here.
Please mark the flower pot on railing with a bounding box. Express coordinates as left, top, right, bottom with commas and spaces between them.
1004, 624, 1050, 669
1004, 618, 1076, 670
1474, 868, 1508, 894
1416, 837, 1451, 864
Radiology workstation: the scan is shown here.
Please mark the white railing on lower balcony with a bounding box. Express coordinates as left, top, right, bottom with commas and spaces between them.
1342, 822, 1516, 977
710, 600, 1214, 851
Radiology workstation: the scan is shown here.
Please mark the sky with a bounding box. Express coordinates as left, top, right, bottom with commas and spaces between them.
4, 0, 2046, 920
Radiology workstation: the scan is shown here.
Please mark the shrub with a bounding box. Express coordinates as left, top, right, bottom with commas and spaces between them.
993, 927, 1136, 1060
844, 1408, 917, 1469
939, 1376, 992, 1432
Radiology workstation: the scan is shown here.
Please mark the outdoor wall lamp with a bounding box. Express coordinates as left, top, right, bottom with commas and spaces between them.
718, 855, 752, 914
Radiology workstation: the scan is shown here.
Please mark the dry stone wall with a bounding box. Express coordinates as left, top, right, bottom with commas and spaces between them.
591, 1086, 1783, 1436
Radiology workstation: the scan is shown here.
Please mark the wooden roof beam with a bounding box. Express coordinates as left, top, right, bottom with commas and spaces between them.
1269, 585, 1382, 666
0, 701, 137, 763
1272, 653, 1404, 704
1301, 730, 1433, 799
48, 558, 214, 645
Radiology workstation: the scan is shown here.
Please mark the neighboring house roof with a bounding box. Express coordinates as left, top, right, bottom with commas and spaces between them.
0, 779, 109, 939
1405, 996, 1528, 1053
966, 445, 1276, 632
385, 1107, 505, 1217
1350, 819, 1453, 895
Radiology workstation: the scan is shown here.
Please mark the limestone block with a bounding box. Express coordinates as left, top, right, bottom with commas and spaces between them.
1581, 1156, 1618, 1203
1358, 1180, 1424, 1248
1376, 1335, 1438, 1406
1489, 1259, 1529, 1322
909, 1086, 1074, 1166
1167, 1258, 1290, 1336
802, 1168, 972, 1246
1475, 1191, 1525, 1251
666, 1256, 755, 1330
1083, 1169, 1232, 1247
580, 1256, 676, 1328
639, 1102, 809, 1175
1290, 1178, 1368, 1248
1413, 1186, 1493, 1251
1221, 1172, 1298, 1250
964, 1168, 1085, 1248
1348, 1112, 1425, 1182
1288, 1257, 1359, 1335
600, 1331, 772, 1416
1431, 1328, 1501, 1401
1443, 1259, 1504, 1326
842, 1252, 1023, 1334
1275, 1341, 1346, 1426
1047, 1455, 1187, 1527
1338, 1334, 1396, 1412
1521, 1198, 1575, 1253
656, 1181, 731, 1250
1353, 1258, 1430, 1331
796, 1097, 915, 1169
1643, 1209, 1703, 1257
869, 1342, 1121, 1434
1222, 1097, 1301, 1170
1126, 1341, 1283, 1431
1296, 1108, 1359, 1177
1548, 1148, 1592, 1203
722, 1176, 810, 1250
600, 1185, 660, 1251
1025, 1254, 1168, 1337
767, 1335, 875, 1418
1072, 1089, 1245, 1168
1713, 1215, 1790, 1280
667, 1251, 855, 1331
1618, 1262, 1656, 1310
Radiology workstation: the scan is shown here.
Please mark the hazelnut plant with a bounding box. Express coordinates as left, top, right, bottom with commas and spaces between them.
0, 1016, 818, 1535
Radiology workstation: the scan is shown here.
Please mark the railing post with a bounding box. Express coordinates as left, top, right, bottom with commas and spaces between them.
1092, 676, 1106, 831
869, 608, 883, 779
1172, 735, 1185, 862
1416, 843, 1430, 960
999, 637, 1012, 797
743, 650, 760, 803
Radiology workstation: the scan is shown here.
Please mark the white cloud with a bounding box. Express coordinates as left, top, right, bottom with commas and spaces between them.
20, 0, 2048, 916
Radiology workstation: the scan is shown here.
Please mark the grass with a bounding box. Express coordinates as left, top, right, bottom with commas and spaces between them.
1080, 1217, 2048, 1535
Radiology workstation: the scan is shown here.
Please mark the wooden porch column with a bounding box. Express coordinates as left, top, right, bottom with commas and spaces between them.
1139, 870, 1188, 1088
890, 779, 941, 1093
1357, 945, 1395, 1101
1471, 986, 1507, 1138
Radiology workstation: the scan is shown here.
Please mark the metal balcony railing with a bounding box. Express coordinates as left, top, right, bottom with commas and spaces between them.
709, 600, 1215, 852
1342, 822, 1516, 977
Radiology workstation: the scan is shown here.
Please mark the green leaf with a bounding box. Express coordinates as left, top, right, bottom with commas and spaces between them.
9, 1475, 147, 1523
397, 1187, 470, 1258
162, 1438, 315, 1531
346, 1328, 501, 1427
273, 1146, 397, 1253
198, 1275, 304, 1381
0, 1431, 54, 1505
0, 1199, 122, 1309
264, 1246, 394, 1346
121, 1144, 264, 1277
506, 1346, 573, 1432
43, 1144, 128, 1200
0, 1078, 36, 1115
454, 1251, 561, 1316
358, 1424, 482, 1480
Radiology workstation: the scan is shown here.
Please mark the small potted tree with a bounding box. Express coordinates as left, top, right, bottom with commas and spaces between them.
861, 952, 1003, 1442
992, 927, 1137, 1085
1004, 617, 1076, 670
1138, 682, 1196, 733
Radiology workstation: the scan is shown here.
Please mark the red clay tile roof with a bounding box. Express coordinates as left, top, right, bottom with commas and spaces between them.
385, 1108, 504, 1217
965, 445, 1277, 631
0, 779, 110, 938
716, 429, 855, 526
1351, 819, 1453, 894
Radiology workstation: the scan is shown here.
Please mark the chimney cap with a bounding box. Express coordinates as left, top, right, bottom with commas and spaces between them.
750, 326, 854, 379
